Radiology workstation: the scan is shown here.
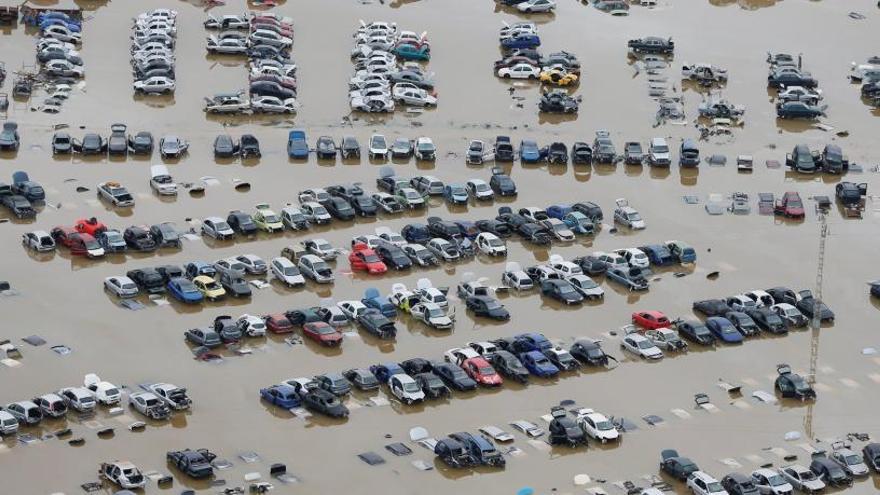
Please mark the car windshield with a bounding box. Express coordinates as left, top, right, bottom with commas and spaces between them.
205, 281, 221, 290
636, 340, 654, 349
215, 221, 231, 230
627, 212, 641, 221
403, 382, 420, 393
83, 238, 100, 249
316, 326, 337, 335
595, 419, 613, 430
363, 253, 381, 263
768, 474, 786, 486
484, 300, 501, 309
405, 191, 420, 200
706, 481, 723, 493
450, 186, 466, 195
799, 470, 816, 480
475, 183, 489, 192
105, 232, 123, 242
313, 206, 328, 215
263, 214, 279, 223
427, 307, 444, 318
845, 454, 862, 465
372, 136, 386, 148
489, 238, 503, 247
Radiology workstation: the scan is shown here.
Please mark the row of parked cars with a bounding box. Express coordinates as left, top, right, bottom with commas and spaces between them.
50, 127, 188, 158
286, 131, 436, 162
32, 11, 84, 112
659, 442, 880, 495
204, 12, 299, 114
349, 21, 436, 113
259, 331, 613, 418
131, 9, 177, 95
766, 53, 828, 120
0, 373, 190, 433
27, 216, 183, 258
853, 57, 880, 107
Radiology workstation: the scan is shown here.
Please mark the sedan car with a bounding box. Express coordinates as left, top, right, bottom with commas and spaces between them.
620, 334, 663, 360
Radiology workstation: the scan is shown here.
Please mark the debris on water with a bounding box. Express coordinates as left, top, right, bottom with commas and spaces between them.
574, 474, 591, 486
22, 335, 46, 346
642, 414, 664, 425
239, 451, 261, 463
836, 130, 849, 137
411, 459, 433, 471
683, 195, 699, 204
80, 482, 102, 492
559, 399, 576, 407
358, 451, 385, 466
68, 437, 85, 446
785, 431, 802, 441
233, 180, 251, 192
848, 163, 863, 172
244, 472, 261, 482
385, 443, 413, 456
814, 123, 834, 132
75, 186, 90, 193
706, 271, 720, 280
862, 347, 877, 355
54, 428, 71, 438
517, 487, 535, 495
120, 299, 146, 310
849, 11, 866, 19
51, 345, 72, 355
409, 427, 429, 441
673, 272, 687, 278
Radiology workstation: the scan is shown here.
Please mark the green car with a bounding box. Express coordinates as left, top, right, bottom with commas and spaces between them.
253, 204, 284, 232
393, 43, 430, 61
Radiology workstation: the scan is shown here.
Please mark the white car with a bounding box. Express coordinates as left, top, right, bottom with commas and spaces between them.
251, 96, 297, 114
744, 290, 775, 307
414, 137, 436, 160
497, 63, 540, 79
376, 227, 406, 247
415, 279, 448, 308
644, 328, 687, 351
466, 179, 494, 200
548, 257, 582, 278
83, 373, 122, 406
368, 134, 389, 159
204, 92, 250, 114
468, 341, 498, 356
58, 387, 97, 412
149, 164, 177, 195
201, 217, 235, 240
620, 334, 663, 360
475, 232, 507, 256
203, 14, 249, 30
271, 257, 305, 287
392, 86, 437, 106
300, 202, 332, 224
613, 198, 646, 229
593, 251, 629, 271
104, 276, 139, 298
0, 410, 18, 435
751, 468, 794, 495
237, 314, 267, 337
727, 295, 758, 312
214, 258, 248, 278
426, 238, 460, 261
236, 254, 268, 275
249, 29, 292, 48
128, 391, 170, 420
22, 230, 56, 252
444, 347, 480, 365
770, 303, 806, 326
147, 383, 192, 410
337, 300, 368, 320
687, 471, 728, 495
779, 464, 825, 494
302, 238, 338, 261
777, 85, 822, 105
44, 59, 84, 77
411, 302, 454, 329
567, 274, 604, 300
574, 408, 619, 442
43, 24, 81, 43
389, 374, 424, 405
403, 243, 436, 266
206, 35, 248, 54
615, 248, 650, 269
351, 95, 395, 113
517, 0, 556, 13
501, 263, 534, 291
498, 22, 537, 40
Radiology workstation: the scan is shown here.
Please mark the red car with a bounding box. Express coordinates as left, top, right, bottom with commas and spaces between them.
632, 310, 671, 330
461, 357, 503, 387
302, 321, 343, 346
264, 313, 294, 334
774, 191, 805, 218
51, 226, 78, 248
348, 242, 387, 275
74, 217, 107, 236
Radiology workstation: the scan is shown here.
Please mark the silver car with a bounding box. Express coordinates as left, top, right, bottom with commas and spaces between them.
297, 254, 334, 284
104, 276, 139, 298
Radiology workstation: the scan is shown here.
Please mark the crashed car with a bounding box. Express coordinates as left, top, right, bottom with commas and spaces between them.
128, 391, 171, 420
539, 90, 578, 113
775, 364, 816, 400
681, 63, 728, 85
99, 461, 146, 490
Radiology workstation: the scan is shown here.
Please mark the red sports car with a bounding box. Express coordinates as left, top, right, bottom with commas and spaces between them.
302, 321, 343, 346
348, 242, 387, 275
462, 357, 503, 386
632, 310, 671, 330
264, 313, 294, 334
74, 217, 107, 236
774, 191, 805, 218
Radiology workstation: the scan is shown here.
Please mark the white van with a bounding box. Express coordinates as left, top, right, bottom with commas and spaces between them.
0, 410, 19, 435
149, 164, 177, 195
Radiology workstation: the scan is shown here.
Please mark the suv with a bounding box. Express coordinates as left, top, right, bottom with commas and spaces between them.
648, 137, 671, 166
687, 471, 727, 495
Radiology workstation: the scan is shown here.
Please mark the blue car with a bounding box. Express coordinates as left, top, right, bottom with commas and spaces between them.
443, 184, 468, 205
563, 212, 594, 235
401, 224, 431, 244
516, 333, 553, 352
519, 351, 559, 377
393, 43, 430, 61
639, 245, 675, 266
705, 317, 743, 343
369, 363, 405, 383
40, 18, 82, 32
501, 34, 541, 50
167, 277, 204, 303
546, 204, 573, 220
520, 140, 541, 163
362, 288, 398, 319
260, 384, 301, 409
453, 220, 479, 240
287, 130, 309, 159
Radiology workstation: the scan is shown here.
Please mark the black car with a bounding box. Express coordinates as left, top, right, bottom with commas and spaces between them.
488, 350, 529, 383
11, 177, 45, 202
127, 268, 165, 294
155, 265, 185, 283
810, 457, 852, 487
571, 201, 603, 223
466, 296, 510, 320
548, 407, 587, 447
301, 389, 348, 418
836, 181, 865, 207
167, 449, 216, 479
326, 196, 355, 221
340, 136, 360, 159
128, 131, 154, 154
240, 134, 261, 158
1, 194, 35, 218
516, 223, 552, 245
475, 219, 511, 238
342, 194, 374, 216
124, 226, 157, 251
343, 368, 380, 391
721, 473, 760, 495
285, 307, 323, 326
314, 373, 352, 397
571, 142, 592, 164
414, 372, 450, 399
861, 443, 880, 472
494, 136, 515, 162
677, 321, 715, 346
785, 144, 817, 173
541, 279, 584, 305
489, 171, 517, 196
315, 136, 336, 159
775, 364, 816, 400
213, 134, 238, 158
219, 272, 252, 298
79, 133, 106, 155
569, 339, 610, 366
227, 210, 258, 235
434, 438, 475, 468
357, 310, 397, 339
768, 68, 818, 88
543, 348, 580, 371
250, 80, 296, 99
400, 358, 433, 376
402, 223, 431, 244
624, 142, 644, 164
539, 92, 578, 113
660, 449, 699, 480
150, 222, 182, 248
692, 299, 732, 317
572, 255, 607, 275
725, 311, 760, 337
745, 308, 787, 334
795, 290, 834, 322
544, 142, 569, 164
449, 432, 505, 467
375, 243, 412, 270
107, 124, 128, 155
776, 101, 824, 119
427, 218, 462, 241
627, 36, 674, 54
433, 362, 478, 391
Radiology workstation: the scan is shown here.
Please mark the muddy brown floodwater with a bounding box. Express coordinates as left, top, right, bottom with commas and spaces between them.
2, 0, 880, 493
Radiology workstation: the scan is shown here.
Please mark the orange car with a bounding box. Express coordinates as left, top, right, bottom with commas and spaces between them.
74, 217, 107, 236
632, 310, 671, 330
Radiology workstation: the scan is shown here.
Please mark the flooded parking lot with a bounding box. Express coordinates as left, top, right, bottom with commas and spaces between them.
2, 0, 880, 493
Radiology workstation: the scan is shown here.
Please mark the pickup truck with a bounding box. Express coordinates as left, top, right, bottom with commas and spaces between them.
147, 383, 192, 410
166, 448, 216, 478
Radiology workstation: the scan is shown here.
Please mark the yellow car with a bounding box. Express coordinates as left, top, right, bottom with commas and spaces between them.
193, 275, 226, 301
253, 203, 284, 233
540, 69, 579, 86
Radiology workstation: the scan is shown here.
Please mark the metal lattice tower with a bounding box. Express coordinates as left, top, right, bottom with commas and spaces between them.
804, 212, 828, 438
